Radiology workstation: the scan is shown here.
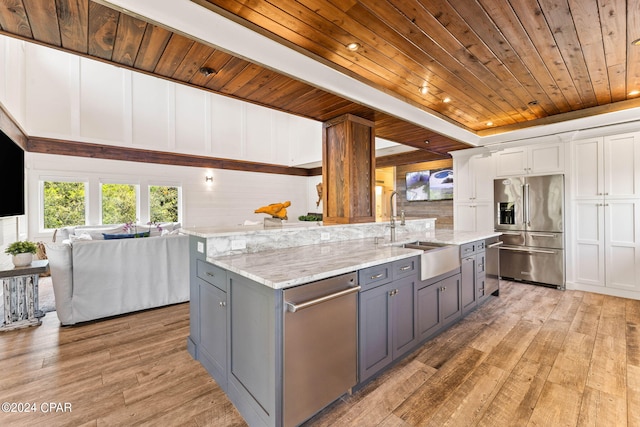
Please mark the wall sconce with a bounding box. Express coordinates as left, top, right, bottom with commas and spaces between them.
205, 175, 213, 183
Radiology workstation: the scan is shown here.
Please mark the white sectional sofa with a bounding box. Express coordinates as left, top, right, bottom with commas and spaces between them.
46, 223, 189, 325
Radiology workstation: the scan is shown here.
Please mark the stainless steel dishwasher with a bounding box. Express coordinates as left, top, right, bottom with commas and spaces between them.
283, 272, 360, 427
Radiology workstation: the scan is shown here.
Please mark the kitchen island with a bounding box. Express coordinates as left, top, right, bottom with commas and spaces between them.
182, 219, 500, 427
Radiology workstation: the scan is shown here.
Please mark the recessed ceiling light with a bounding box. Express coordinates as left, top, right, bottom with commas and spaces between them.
443, 97, 451, 103
632, 38, 640, 46
419, 85, 428, 95
486, 121, 494, 127
346, 42, 360, 51
629, 90, 640, 96
424, 140, 430, 144
198, 67, 216, 77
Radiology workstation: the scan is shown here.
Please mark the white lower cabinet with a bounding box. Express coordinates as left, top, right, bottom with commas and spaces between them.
574, 199, 640, 292
454, 202, 493, 232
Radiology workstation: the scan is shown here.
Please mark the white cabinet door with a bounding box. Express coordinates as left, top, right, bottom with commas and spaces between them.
574, 200, 605, 287
454, 154, 494, 202
475, 202, 494, 232
454, 156, 473, 202
455, 203, 477, 231
604, 133, 640, 199
605, 200, 640, 291
495, 143, 565, 177
454, 202, 493, 232
529, 143, 565, 175
495, 148, 527, 177
472, 156, 494, 202
573, 137, 604, 199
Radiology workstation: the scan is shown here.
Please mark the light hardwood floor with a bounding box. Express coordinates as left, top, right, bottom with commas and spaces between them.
0, 281, 638, 426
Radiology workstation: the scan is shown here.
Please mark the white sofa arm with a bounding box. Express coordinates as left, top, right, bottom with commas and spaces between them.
45, 243, 74, 324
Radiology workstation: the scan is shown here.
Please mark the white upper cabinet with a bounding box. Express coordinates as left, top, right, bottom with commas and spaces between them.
573, 132, 640, 200
455, 154, 494, 202
453, 152, 494, 231
495, 142, 565, 177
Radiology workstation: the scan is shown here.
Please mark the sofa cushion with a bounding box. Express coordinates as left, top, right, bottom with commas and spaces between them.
77, 225, 125, 240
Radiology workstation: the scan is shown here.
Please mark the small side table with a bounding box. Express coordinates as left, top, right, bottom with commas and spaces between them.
0, 260, 49, 331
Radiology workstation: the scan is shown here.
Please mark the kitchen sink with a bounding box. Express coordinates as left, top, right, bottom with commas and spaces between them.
402, 241, 460, 281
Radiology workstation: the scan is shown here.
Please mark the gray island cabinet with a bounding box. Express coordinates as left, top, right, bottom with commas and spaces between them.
188, 235, 282, 427
184, 225, 501, 427
358, 257, 420, 382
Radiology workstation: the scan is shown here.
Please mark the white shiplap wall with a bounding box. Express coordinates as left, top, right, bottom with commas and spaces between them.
0, 36, 323, 240
25, 153, 312, 240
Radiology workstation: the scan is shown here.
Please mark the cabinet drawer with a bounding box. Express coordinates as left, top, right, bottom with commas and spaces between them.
460, 242, 476, 256
197, 259, 226, 290
475, 240, 486, 251
359, 262, 392, 289
393, 257, 418, 279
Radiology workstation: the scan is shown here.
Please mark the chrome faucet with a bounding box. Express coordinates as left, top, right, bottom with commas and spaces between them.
390, 191, 398, 242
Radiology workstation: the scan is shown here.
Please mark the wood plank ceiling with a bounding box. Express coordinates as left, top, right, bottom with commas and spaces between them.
1, 0, 640, 162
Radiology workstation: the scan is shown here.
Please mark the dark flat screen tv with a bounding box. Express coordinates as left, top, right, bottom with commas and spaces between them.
0, 130, 25, 217
405, 168, 453, 201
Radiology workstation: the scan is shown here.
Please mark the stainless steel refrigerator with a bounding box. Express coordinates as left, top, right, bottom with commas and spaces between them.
494, 174, 565, 289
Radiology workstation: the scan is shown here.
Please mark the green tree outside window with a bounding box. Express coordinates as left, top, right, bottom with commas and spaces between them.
102, 183, 137, 224
43, 181, 86, 228
150, 186, 179, 223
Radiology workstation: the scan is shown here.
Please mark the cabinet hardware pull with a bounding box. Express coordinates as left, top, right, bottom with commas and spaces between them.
219, 301, 226, 307
206, 272, 215, 277
399, 265, 411, 271
500, 246, 556, 255
286, 286, 361, 313
371, 273, 384, 279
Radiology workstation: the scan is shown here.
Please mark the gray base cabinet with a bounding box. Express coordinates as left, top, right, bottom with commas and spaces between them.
417, 270, 462, 342
188, 237, 229, 390
461, 255, 477, 314
461, 239, 491, 311
358, 257, 419, 383
198, 277, 227, 386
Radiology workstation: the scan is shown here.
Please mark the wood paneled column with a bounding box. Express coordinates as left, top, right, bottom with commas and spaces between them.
322, 114, 375, 224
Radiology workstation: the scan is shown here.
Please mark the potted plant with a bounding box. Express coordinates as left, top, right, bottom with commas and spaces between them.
5, 240, 38, 267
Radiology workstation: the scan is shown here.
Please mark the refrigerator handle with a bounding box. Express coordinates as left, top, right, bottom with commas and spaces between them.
523, 183, 530, 226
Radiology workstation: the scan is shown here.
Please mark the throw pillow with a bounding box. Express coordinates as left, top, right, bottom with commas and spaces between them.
102, 231, 150, 239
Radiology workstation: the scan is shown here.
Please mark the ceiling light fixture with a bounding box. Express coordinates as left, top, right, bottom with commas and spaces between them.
199, 67, 216, 77
419, 85, 428, 95
443, 97, 451, 103
424, 140, 430, 144
486, 121, 494, 127
629, 90, 640, 96
632, 38, 640, 46
346, 42, 360, 51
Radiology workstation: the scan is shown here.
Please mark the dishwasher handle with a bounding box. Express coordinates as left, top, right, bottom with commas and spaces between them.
286, 286, 361, 313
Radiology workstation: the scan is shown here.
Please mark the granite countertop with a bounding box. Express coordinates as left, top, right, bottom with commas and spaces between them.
209, 229, 500, 289
181, 217, 436, 238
